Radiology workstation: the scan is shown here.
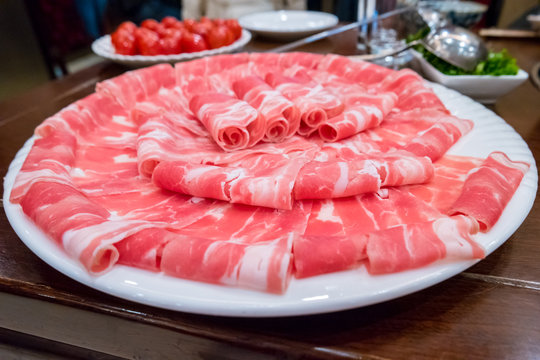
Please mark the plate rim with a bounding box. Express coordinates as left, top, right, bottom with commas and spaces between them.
2, 81, 537, 318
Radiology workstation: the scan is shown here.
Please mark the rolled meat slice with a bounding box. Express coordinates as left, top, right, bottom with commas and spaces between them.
376, 68, 448, 112
152, 160, 241, 202
265, 72, 344, 136
318, 85, 398, 142
233, 75, 301, 142
294, 151, 434, 200
151, 146, 315, 210
366, 215, 483, 274
402, 116, 474, 161
294, 234, 367, 278
10, 129, 76, 203
116, 228, 171, 272
189, 93, 265, 151
294, 159, 381, 199
160, 231, 296, 294
448, 152, 530, 231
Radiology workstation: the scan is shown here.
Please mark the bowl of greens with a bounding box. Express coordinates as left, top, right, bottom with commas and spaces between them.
412, 48, 528, 104
406, 26, 528, 104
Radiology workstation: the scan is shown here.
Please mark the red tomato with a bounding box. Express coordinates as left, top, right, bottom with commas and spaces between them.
200, 16, 213, 25
163, 27, 185, 39
111, 28, 136, 55
155, 25, 169, 38
160, 28, 184, 54
161, 16, 180, 28
140, 19, 160, 31
181, 32, 208, 52
206, 26, 228, 49
160, 35, 182, 54
140, 18, 166, 37
219, 25, 235, 46
168, 21, 186, 30
117, 21, 137, 34
135, 27, 162, 55
191, 21, 214, 41
183, 19, 196, 32
213, 18, 226, 27
225, 19, 242, 40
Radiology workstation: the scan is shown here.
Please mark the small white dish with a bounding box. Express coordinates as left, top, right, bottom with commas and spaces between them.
238, 10, 338, 40
413, 51, 529, 104
527, 14, 540, 30
419, 1, 488, 27
91, 29, 252, 67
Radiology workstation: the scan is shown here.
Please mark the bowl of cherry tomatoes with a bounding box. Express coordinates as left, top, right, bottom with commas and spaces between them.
92, 16, 252, 66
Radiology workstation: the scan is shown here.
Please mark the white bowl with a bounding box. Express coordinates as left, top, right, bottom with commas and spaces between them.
238, 10, 338, 40
413, 51, 529, 104
419, 1, 488, 27
527, 14, 540, 30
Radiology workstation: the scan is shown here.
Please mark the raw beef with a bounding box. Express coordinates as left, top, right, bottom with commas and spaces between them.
265, 72, 344, 136
449, 152, 530, 231
365, 215, 483, 274
233, 75, 301, 142
9, 52, 530, 295
96, 63, 175, 109
189, 93, 266, 151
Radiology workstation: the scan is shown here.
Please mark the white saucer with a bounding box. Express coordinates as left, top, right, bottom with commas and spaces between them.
238, 10, 338, 40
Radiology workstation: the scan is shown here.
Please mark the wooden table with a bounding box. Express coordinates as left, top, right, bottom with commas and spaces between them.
1, 29, 539, 360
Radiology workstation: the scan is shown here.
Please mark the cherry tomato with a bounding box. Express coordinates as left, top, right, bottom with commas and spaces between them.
207, 26, 229, 49
181, 32, 209, 52
200, 16, 213, 25
140, 19, 160, 31
221, 25, 235, 45
168, 21, 186, 30
183, 19, 196, 32
156, 26, 170, 38
111, 28, 136, 55
160, 28, 184, 54
141, 18, 166, 37
225, 19, 242, 40
160, 35, 182, 54
161, 16, 180, 28
163, 27, 185, 39
191, 21, 214, 41
117, 21, 137, 34
213, 18, 226, 27
112, 17, 240, 55
135, 27, 162, 55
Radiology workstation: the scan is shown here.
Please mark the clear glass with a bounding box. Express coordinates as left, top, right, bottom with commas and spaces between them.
367, 28, 413, 69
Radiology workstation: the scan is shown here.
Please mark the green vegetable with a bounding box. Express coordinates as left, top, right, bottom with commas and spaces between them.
406, 27, 519, 76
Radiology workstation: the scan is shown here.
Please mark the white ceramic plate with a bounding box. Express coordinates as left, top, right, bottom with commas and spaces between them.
3, 83, 537, 317
91, 30, 252, 67
412, 51, 529, 104
238, 10, 338, 40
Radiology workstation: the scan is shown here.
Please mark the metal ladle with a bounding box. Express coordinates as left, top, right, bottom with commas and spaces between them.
358, 25, 488, 71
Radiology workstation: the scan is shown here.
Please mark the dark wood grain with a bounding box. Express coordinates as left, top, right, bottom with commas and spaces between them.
0, 30, 539, 360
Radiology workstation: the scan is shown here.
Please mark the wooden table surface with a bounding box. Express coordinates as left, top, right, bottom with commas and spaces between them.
0, 27, 539, 360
